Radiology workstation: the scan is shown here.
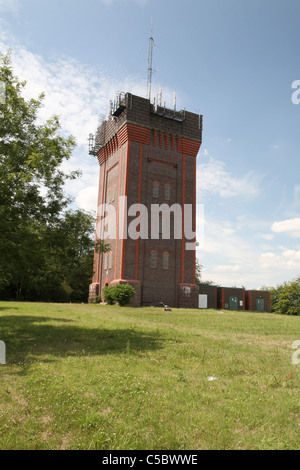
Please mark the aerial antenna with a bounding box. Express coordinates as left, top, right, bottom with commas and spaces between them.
147, 18, 155, 101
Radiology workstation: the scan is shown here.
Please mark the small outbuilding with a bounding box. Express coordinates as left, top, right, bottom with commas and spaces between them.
217, 287, 245, 311
197, 284, 218, 309
245, 290, 271, 312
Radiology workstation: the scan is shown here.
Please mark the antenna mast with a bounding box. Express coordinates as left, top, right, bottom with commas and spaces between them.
147, 19, 155, 101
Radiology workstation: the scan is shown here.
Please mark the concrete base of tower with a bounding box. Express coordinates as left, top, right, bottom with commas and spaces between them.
141, 283, 199, 308
178, 283, 200, 309
89, 280, 199, 309
88, 283, 100, 303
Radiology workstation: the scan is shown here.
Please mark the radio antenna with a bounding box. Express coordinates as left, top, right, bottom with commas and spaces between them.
147, 18, 155, 101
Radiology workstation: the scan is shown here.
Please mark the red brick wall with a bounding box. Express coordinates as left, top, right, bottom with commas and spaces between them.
178, 284, 200, 309
198, 285, 218, 309
245, 290, 271, 312
89, 93, 202, 308
217, 287, 246, 310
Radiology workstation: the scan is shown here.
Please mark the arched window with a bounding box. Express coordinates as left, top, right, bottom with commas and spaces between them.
150, 250, 158, 268
152, 181, 159, 198
164, 183, 171, 201
163, 251, 169, 270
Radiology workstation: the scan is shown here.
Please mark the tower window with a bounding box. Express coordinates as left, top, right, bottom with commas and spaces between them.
163, 252, 169, 269
164, 183, 171, 200
152, 181, 159, 198
150, 250, 158, 268
108, 251, 112, 269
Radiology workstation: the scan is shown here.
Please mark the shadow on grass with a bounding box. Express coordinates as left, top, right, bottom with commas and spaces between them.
0, 306, 18, 311
0, 315, 163, 365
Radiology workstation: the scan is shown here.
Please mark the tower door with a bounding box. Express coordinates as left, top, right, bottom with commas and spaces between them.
256, 298, 265, 311
198, 294, 208, 309
229, 296, 238, 310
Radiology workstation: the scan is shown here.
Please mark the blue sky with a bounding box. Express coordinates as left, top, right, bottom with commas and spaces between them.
1, 0, 300, 289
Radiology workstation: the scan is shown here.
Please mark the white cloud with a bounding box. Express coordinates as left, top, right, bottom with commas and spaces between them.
0, 0, 20, 13
196, 214, 300, 289
271, 218, 300, 237
198, 219, 250, 262
9, 47, 148, 147
260, 249, 300, 271
212, 265, 242, 273
76, 186, 99, 213
0, 41, 151, 212
196, 217, 255, 286
197, 157, 260, 199
260, 252, 279, 269
260, 233, 274, 241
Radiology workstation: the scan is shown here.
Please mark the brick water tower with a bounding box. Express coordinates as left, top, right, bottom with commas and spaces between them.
88, 92, 203, 307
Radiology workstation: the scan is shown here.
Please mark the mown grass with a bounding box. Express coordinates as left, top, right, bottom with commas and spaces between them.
0, 301, 300, 450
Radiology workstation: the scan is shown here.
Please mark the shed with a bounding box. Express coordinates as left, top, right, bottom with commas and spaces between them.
245, 290, 271, 312
217, 287, 245, 311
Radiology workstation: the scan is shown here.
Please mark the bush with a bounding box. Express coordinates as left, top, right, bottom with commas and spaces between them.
103, 286, 115, 305
103, 284, 135, 306
113, 284, 136, 306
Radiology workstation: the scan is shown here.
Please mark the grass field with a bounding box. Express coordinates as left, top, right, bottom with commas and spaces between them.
0, 301, 300, 450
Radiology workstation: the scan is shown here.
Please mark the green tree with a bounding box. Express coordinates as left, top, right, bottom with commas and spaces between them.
41, 210, 96, 302
271, 278, 300, 315
0, 52, 101, 302
195, 259, 202, 284
0, 51, 79, 298
96, 240, 111, 254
